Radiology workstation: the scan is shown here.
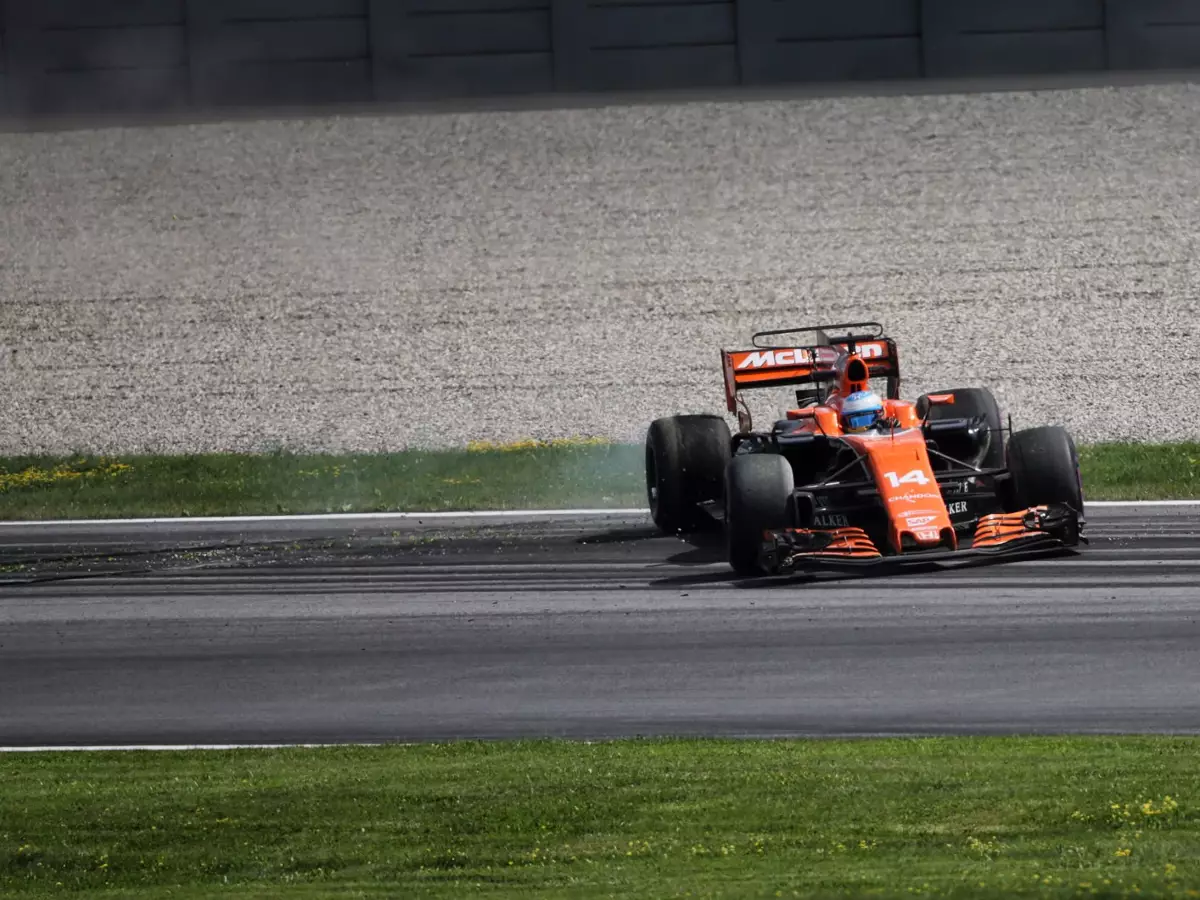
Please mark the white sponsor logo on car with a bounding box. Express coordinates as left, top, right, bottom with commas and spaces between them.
735, 342, 885, 370
888, 491, 943, 504
735, 349, 811, 369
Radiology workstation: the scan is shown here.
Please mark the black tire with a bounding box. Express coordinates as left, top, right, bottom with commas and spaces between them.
645, 414, 731, 534
724, 454, 795, 576
1004, 425, 1084, 515
917, 386, 1005, 470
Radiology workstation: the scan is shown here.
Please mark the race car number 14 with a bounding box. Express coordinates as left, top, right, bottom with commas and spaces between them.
883, 469, 932, 488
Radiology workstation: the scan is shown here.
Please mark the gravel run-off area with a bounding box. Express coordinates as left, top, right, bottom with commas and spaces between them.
3, 82, 1200, 454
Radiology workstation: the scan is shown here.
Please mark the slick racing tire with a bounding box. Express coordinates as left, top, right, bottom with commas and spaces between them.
645, 414, 731, 534
725, 453, 795, 577
1003, 425, 1084, 516
916, 386, 1005, 470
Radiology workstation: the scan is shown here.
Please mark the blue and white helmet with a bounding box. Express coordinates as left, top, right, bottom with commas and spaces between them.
841, 390, 884, 433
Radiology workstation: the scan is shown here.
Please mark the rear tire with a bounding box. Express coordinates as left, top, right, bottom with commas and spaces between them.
725, 454, 795, 576
917, 386, 1004, 469
645, 414, 731, 534
1004, 425, 1084, 515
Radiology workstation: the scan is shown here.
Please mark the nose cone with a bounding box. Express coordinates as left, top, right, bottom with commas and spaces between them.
845, 429, 956, 555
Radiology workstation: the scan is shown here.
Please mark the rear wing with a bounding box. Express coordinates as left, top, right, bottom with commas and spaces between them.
721, 324, 900, 413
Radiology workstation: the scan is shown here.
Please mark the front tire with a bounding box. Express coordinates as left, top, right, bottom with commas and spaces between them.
725, 454, 795, 576
645, 414, 731, 534
1004, 425, 1084, 515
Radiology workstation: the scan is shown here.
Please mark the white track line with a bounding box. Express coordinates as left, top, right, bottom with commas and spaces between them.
0, 744, 385, 753
1084, 504, 1200, 511
0, 501, 1197, 530
0, 509, 650, 528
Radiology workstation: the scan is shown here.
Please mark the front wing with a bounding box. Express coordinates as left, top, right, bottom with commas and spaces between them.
760, 503, 1084, 575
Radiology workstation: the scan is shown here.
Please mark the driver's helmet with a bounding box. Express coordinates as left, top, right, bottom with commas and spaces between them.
841, 390, 884, 433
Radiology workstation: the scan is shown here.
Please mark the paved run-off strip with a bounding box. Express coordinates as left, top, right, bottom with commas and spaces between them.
3, 81, 1200, 455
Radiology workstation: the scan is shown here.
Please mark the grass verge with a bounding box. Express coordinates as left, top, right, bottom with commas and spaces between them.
1075, 443, 1200, 500
2, 736, 1199, 898
0, 441, 1197, 521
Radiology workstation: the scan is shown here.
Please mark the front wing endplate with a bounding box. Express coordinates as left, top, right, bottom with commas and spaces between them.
762, 503, 1084, 575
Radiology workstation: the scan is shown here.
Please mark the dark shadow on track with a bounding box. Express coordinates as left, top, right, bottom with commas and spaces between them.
648, 545, 1084, 589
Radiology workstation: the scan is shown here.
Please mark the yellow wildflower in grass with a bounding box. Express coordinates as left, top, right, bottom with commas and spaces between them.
1105, 795, 1180, 830
965, 835, 1004, 860
1115, 848, 1132, 858
0, 459, 132, 493
466, 437, 613, 453
1141, 796, 1179, 817
623, 839, 652, 858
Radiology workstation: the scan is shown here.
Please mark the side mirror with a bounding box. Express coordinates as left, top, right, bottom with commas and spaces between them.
920, 392, 955, 426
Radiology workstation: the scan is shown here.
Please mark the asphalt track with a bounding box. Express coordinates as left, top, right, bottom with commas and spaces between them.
1, 504, 1198, 748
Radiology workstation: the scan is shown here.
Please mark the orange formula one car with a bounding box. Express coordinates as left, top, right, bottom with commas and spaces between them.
644, 322, 1085, 577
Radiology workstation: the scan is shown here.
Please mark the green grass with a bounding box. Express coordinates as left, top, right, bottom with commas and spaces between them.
0, 441, 1197, 521
0, 442, 645, 520
1075, 443, 1200, 501
2, 737, 1200, 898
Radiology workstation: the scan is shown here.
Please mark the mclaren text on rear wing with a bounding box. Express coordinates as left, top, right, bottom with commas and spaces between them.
721, 340, 896, 412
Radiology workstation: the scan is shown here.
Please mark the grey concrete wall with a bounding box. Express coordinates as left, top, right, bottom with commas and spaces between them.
4, 0, 190, 114
189, 0, 372, 107
1108, 0, 1200, 69
923, 0, 1107, 77
0, 0, 8, 116
739, 0, 922, 84
1, 0, 1199, 118
567, 0, 739, 92
372, 0, 554, 100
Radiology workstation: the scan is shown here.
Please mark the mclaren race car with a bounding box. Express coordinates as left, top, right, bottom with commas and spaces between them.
644, 322, 1085, 577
